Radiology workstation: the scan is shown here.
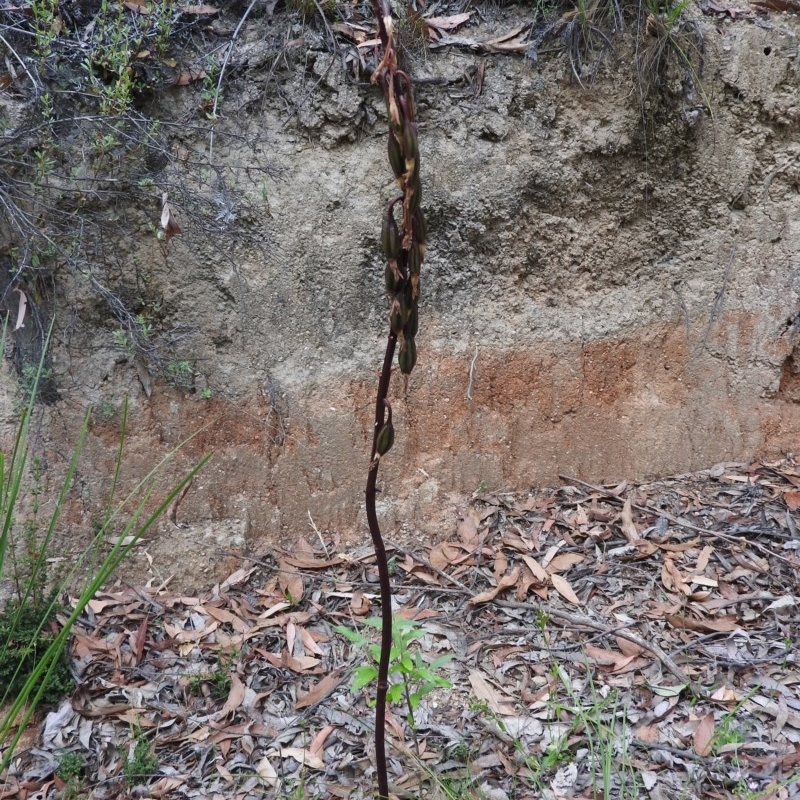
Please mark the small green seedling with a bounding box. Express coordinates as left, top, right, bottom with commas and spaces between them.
123, 726, 158, 787
335, 617, 453, 728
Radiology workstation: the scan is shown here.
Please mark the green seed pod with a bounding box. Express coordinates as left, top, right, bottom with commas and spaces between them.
376, 420, 395, 456
382, 207, 400, 261
407, 242, 421, 276
403, 277, 414, 314
385, 263, 397, 294
413, 208, 427, 245
388, 132, 404, 179
403, 301, 419, 339
390, 292, 405, 334
398, 336, 417, 374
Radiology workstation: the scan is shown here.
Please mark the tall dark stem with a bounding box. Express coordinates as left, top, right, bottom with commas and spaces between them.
366, 0, 424, 796
365, 331, 396, 800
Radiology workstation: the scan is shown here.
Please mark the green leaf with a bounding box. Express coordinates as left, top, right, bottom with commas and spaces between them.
387, 683, 404, 704
334, 625, 367, 646
351, 665, 378, 692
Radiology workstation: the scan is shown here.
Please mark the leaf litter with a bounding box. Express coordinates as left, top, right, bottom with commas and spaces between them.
3, 459, 800, 799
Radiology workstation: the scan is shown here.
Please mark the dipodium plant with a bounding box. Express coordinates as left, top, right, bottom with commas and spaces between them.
364, 0, 427, 797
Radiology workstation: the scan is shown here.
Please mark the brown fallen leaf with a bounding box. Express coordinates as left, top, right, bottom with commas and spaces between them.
784, 490, 800, 512
621, 498, 640, 543
457, 507, 481, 545
277, 559, 303, 603
160, 192, 182, 243
468, 670, 516, 715
177, 2, 220, 14
694, 712, 715, 757
260, 756, 280, 788
550, 573, 582, 606
696, 544, 714, 572
310, 724, 334, 756
264, 650, 320, 672
429, 542, 462, 570
123, 0, 149, 13
522, 554, 549, 583
219, 673, 246, 716
284, 553, 343, 569
585, 644, 635, 671
350, 589, 370, 615
547, 552, 585, 573
295, 671, 341, 710
615, 635, 644, 657
663, 558, 691, 596
664, 613, 739, 633
174, 68, 206, 86
425, 12, 472, 30
201, 604, 251, 634
468, 566, 520, 605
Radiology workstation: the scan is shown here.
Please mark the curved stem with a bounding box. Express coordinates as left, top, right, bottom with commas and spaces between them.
365, 330, 396, 800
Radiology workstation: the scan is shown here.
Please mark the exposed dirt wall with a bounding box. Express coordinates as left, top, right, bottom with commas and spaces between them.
3, 7, 800, 584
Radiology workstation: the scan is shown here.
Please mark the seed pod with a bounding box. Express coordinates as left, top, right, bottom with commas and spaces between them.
388, 132, 404, 179
407, 242, 421, 276
381, 207, 400, 261
408, 181, 422, 214
403, 119, 419, 162
398, 336, 417, 374
403, 277, 414, 313
376, 419, 395, 456
403, 301, 419, 339
389, 292, 405, 334
384, 263, 397, 294
412, 208, 427, 246
410, 273, 420, 302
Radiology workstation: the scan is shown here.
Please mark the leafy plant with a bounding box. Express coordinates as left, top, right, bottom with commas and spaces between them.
470, 661, 641, 799
186, 649, 237, 699
0, 322, 211, 773
336, 617, 453, 728
166, 359, 194, 390
636, 0, 708, 115
58, 751, 86, 782
122, 725, 159, 786
57, 751, 87, 800
0, 596, 74, 705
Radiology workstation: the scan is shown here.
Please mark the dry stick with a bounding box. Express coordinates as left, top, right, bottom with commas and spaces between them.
208, 0, 261, 161
558, 474, 798, 566
495, 599, 702, 695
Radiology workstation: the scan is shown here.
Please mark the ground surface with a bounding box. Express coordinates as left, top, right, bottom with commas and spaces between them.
4, 459, 800, 799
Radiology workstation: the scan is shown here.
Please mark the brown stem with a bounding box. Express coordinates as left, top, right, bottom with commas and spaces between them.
365, 330, 396, 800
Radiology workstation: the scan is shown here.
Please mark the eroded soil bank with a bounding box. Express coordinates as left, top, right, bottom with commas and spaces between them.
2, 3, 800, 585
